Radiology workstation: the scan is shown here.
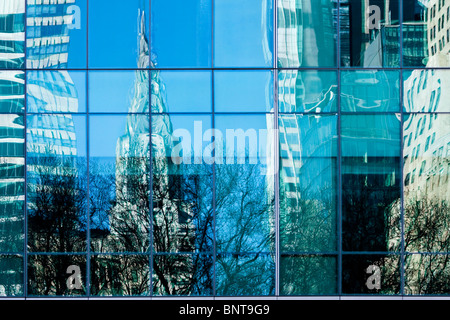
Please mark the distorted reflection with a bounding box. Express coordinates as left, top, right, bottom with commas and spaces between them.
0, 255, 22, 296
278, 0, 337, 67
0, 0, 25, 69
340, 0, 400, 67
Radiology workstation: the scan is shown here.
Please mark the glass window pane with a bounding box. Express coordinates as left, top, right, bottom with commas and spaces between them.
89, 71, 149, 113
28, 254, 86, 296
342, 254, 401, 295
215, 254, 275, 296
0, 255, 23, 297
214, 0, 273, 67
341, 115, 401, 252
403, 69, 450, 112
152, 254, 213, 296
151, 0, 212, 68
27, 115, 87, 253
215, 71, 273, 113
89, 0, 148, 68
278, 70, 337, 113
90, 255, 150, 296
405, 254, 450, 295
340, 0, 400, 67
403, 113, 450, 253
341, 70, 400, 112
152, 71, 211, 113
279, 115, 338, 253
89, 115, 150, 253
27, 0, 87, 69
0, 114, 24, 253
27, 71, 86, 113
280, 255, 338, 295
0, 0, 25, 69
152, 115, 213, 254
0, 71, 25, 113
214, 115, 274, 253
403, 1, 429, 67
278, 0, 337, 68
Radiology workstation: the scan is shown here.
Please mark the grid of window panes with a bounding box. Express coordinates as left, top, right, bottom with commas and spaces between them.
0, 0, 449, 298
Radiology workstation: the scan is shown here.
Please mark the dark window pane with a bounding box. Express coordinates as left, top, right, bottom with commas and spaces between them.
0, 255, 23, 297
341, 70, 400, 112
341, 115, 401, 252
340, 0, 400, 67
278, 70, 337, 113
89, 115, 150, 253
403, 1, 430, 67
151, 0, 211, 68
216, 254, 275, 296
280, 255, 337, 295
89, 0, 147, 68
279, 115, 338, 253
90, 255, 150, 296
215, 71, 273, 113
27, 71, 86, 113
27, 115, 87, 253
27, 0, 87, 69
342, 254, 401, 295
152, 254, 213, 296
152, 71, 211, 113
152, 115, 213, 254
215, 0, 273, 67
278, 0, 337, 68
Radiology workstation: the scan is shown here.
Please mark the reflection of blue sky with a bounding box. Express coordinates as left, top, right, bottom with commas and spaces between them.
89, 0, 147, 68
151, 0, 212, 67
70, 71, 86, 112
66, 0, 87, 68
214, 0, 272, 67
215, 71, 273, 112
89, 71, 137, 113
158, 71, 212, 112
72, 115, 87, 157
89, 115, 129, 159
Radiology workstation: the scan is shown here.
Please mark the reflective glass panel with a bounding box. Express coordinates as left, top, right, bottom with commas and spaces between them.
0, 71, 24, 113
405, 254, 450, 295
152, 115, 213, 254
88, 0, 148, 68
215, 253, 275, 296
89, 115, 150, 253
278, 0, 337, 68
403, 69, 450, 112
278, 70, 337, 113
27, 0, 87, 69
214, 0, 273, 67
0, 0, 25, 69
280, 255, 338, 295
27, 254, 86, 296
89, 71, 149, 113
403, 113, 450, 253
214, 71, 273, 113
0, 255, 23, 297
152, 71, 211, 113
0, 114, 24, 253
279, 115, 338, 253
27, 115, 87, 253
151, 0, 212, 68
341, 115, 401, 252
152, 254, 213, 296
27, 71, 86, 113
341, 70, 400, 112
90, 255, 150, 296
214, 115, 274, 254
340, 0, 400, 67
342, 254, 400, 295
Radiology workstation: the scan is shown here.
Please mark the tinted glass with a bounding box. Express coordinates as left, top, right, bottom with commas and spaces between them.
0, 255, 23, 296
0, 71, 25, 113
0, 0, 25, 69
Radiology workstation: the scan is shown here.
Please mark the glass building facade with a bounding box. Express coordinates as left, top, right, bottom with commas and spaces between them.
0, 0, 449, 298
